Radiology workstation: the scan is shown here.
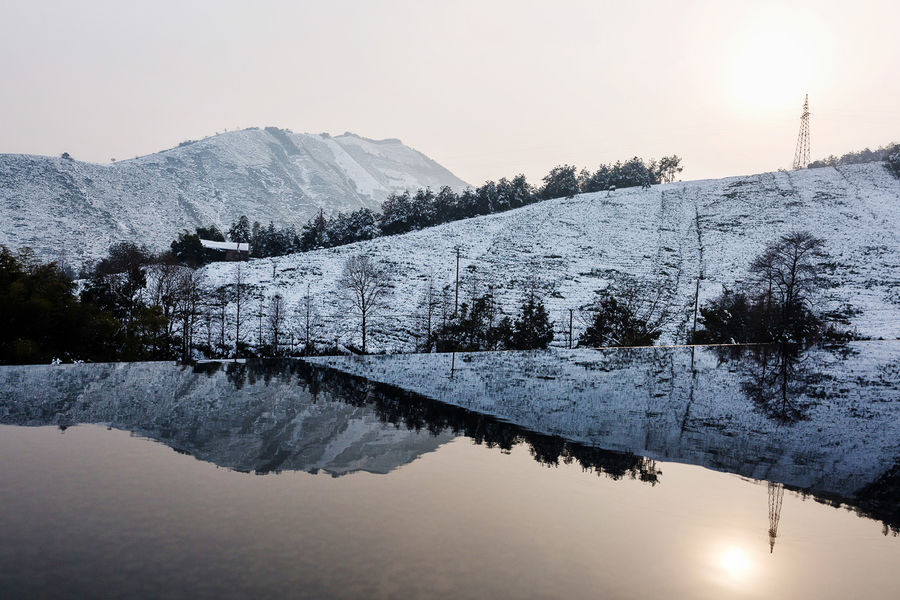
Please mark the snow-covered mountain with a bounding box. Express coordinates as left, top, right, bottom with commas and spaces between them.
203, 162, 900, 349
0, 128, 469, 263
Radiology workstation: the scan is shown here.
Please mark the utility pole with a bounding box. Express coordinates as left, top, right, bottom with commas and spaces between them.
257, 296, 263, 348
568, 309, 574, 349
234, 262, 243, 358
305, 283, 311, 348
454, 246, 460, 316
691, 277, 700, 343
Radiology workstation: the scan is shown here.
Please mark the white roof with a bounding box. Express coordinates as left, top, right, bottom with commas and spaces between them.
200, 239, 249, 252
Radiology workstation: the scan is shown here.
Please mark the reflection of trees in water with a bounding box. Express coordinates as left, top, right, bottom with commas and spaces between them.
6, 356, 900, 533
740, 344, 810, 424
856, 459, 900, 537
202, 356, 900, 535
717, 343, 863, 425
710, 343, 900, 536
709, 343, 817, 424
204, 359, 662, 485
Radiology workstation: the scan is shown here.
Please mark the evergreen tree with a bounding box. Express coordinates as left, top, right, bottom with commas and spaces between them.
511, 292, 554, 349
411, 187, 437, 228
250, 221, 263, 257
475, 180, 498, 213
580, 292, 661, 347
348, 208, 379, 241
578, 277, 676, 348
228, 216, 252, 243
1, 246, 91, 363
170, 230, 207, 266
540, 165, 579, 199
196, 225, 225, 242
379, 191, 414, 235
456, 188, 479, 219
300, 209, 329, 250
432, 186, 458, 222
509, 174, 535, 208
655, 155, 683, 184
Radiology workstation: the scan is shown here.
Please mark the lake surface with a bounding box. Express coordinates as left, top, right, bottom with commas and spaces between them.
1, 351, 899, 599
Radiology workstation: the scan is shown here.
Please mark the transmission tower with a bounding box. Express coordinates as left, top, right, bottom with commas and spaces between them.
767, 481, 784, 553
792, 94, 811, 170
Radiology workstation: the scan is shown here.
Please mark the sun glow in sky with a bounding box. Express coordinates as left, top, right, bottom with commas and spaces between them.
726, 24, 817, 117
0, 0, 898, 183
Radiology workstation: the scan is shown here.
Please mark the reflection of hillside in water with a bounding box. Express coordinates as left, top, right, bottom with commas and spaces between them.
3, 347, 900, 533
0, 360, 660, 484
316, 363, 662, 485
0, 360, 454, 477
311, 342, 900, 535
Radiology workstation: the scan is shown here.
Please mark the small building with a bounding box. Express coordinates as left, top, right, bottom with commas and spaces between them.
200, 239, 249, 261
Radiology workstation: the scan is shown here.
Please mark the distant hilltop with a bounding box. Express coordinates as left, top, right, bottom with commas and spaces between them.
0, 127, 470, 264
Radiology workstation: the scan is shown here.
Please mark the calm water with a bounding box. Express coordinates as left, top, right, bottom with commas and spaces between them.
1, 356, 899, 599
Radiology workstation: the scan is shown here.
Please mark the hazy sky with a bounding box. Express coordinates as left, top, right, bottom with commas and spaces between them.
2, 0, 899, 185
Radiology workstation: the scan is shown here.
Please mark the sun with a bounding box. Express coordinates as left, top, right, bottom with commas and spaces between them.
727, 27, 814, 116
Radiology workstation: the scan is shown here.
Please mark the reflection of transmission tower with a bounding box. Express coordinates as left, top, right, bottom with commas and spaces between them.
792, 94, 811, 170
768, 482, 785, 553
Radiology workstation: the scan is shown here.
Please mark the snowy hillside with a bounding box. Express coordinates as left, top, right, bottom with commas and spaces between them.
0, 128, 469, 263
203, 162, 900, 349
308, 342, 900, 504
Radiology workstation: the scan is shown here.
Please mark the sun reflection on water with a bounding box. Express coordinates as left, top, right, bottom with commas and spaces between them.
706, 543, 757, 592
719, 546, 752, 580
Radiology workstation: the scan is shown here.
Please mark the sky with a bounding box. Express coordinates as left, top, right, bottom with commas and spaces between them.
1, 0, 899, 185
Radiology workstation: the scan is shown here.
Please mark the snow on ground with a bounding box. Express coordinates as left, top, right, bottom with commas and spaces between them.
307, 341, 900, 499
202, 162, 900, 350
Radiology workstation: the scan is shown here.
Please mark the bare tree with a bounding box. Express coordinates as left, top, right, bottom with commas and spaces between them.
213, 285, 228, 356
256, 293, 265, 349
232, 262, 246, 357
147, 261, 180, 339
750, 231, 826, 324
268, 293, 286, 353
414, 276, 440, 351
295, 283, 321, 351
200, 294, 216, 355
338, 254, 391, 353
173, 268, 204, 361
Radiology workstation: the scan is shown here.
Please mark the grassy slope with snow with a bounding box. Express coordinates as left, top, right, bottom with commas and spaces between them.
203, 162, 900, 349
0, 129, 469, 264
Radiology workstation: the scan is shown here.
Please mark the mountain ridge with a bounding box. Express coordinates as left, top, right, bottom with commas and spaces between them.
0, 127, 470, 264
